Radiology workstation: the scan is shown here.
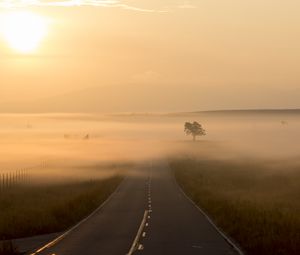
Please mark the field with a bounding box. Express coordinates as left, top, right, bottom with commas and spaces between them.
0, 176, 122, 240
1, 112, 300, 254
171, 156, 300, 255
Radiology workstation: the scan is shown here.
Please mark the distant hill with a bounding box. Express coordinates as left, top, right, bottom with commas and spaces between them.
164, 109, 300, 118
192, 109, 300, 115
0, 85, 299, 114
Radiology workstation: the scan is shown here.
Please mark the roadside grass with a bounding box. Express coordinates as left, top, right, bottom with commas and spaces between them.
170, 158, 300, 255
0, 176, 122, 241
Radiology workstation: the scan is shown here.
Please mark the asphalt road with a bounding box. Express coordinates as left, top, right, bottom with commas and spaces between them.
31, 161, 240, 255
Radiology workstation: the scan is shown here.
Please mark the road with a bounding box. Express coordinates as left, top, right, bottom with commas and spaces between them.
30, 161, 241, 255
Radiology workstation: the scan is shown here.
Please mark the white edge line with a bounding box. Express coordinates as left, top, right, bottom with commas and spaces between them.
30, 176, 127, 255
169, 166, 245, 255
127, 210, 148, 255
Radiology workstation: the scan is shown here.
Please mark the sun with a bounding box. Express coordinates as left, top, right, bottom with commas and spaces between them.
0, 11, 48, 53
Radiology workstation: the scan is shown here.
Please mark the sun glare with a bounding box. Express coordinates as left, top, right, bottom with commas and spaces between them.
0, 11, 48, 53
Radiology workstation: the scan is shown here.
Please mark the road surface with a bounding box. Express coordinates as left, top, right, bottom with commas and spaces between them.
30, 161, 240, 255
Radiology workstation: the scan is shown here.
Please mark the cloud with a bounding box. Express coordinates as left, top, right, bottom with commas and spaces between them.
0, 1, 196, 12
177, 1, 197, 9
113, 4, 168, 13
0, 0, 168, 12
0, 0, 116, 8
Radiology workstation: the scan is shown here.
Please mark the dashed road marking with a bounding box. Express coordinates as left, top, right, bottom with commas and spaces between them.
192, 245, 203, 249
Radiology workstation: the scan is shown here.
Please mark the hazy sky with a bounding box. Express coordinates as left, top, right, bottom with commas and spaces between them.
0, 0, 300, 111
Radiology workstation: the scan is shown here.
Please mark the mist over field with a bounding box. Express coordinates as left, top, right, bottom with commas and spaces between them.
1, 111, 300, 254
1, 110, 300, 181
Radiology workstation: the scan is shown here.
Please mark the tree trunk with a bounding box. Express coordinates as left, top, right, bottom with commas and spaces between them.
193, 135, 196, 142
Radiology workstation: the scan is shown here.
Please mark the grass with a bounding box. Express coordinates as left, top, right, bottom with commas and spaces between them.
170, 157, 300, 255
0, 176, 122, 241
0, 240, 17, 255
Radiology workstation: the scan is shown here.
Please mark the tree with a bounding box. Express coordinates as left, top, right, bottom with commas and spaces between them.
184, 121, 206, 141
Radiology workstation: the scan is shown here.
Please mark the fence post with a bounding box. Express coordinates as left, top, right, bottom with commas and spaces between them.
0, 173, 3, 191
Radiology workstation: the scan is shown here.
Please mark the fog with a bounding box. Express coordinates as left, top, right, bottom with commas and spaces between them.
1, 112, 300, 183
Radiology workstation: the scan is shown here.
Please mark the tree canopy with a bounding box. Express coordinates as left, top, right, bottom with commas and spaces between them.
184, 121, 206, 141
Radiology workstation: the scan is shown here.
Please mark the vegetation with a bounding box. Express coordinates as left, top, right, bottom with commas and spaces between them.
171, 158, 300, 255
0, 240, 17, 255
0, 176, 122, 240
184, 122, 206, 141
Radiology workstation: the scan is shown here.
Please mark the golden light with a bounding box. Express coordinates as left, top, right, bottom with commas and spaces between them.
0, 11, 48, 53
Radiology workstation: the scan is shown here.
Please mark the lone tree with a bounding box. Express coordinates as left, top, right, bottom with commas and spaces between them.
184, 121, 206, 141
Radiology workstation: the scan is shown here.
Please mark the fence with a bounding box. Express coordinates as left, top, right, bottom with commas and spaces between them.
0, 169, 29, 190
0, 161, 48, 191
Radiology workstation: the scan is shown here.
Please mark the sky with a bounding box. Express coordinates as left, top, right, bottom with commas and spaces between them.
0, 0, 300, 112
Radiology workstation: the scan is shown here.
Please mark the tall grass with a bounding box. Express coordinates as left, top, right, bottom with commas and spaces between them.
0, 176, 122, 240
171, 158, 300, 255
